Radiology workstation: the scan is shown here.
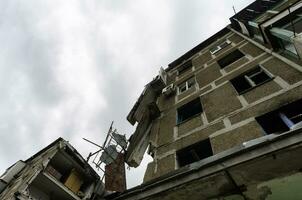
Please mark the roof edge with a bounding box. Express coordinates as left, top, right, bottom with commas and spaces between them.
167, 27, 230, 71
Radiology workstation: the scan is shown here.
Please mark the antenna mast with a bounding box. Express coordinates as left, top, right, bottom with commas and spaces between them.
232, 5, 237, 15
83, 121, 128, 182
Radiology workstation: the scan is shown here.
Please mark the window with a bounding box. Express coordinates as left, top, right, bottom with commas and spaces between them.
269, 12, 302, 57
177, 138, 213, 167
178, 77, 195, 94
217, 49, 245, 69
230, 66, 273, 94
177, 98, 202, 124
256, 99, 302, 135
271, 28, 298, 56
281, 39, 298, 56
283, 13, 302, 34
178, 60, 192, 75
209, 40, 231, 55
248, 21, 264, 42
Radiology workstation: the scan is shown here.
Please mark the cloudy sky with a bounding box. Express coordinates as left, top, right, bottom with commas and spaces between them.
0, 0, 253, 188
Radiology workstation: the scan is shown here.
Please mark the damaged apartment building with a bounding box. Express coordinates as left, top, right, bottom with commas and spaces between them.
2, 0, 302, 199
112, 0, 302, 199
0, 138, 106, 200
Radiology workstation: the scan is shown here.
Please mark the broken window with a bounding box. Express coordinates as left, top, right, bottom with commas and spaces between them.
210, 40, 231, 55
256, 99, 302, 134
283, 13, 302, 34
177, 98, 202, 124
269, 10, 302, 57
178, 77, 196, 94
217, 49, 245, 69
177, 138, 213, 167
230, 66, 273, 94
41, 150, 94, 196
248, 21, 264, 42
271, 28, 297, 56
178, 60, 192, 75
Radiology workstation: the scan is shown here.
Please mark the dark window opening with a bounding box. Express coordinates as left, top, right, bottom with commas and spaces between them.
220, 41, 230, 49
231, 76, 253, 93
217, 49, 245, 69
256, 99, 302, 135
283, 12, 302, 34
178, 60, 192, 75
177, 138, 213, 167
251, 26, 263, 41
230, 66, 272, 94
177, 98, 202, 124
179, 84, 187, 93
290, 113, 302, 124
247, 68, 271, 85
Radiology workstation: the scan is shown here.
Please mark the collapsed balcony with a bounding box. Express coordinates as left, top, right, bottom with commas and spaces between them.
27, 146, 100, 200
126, 70, 167, 167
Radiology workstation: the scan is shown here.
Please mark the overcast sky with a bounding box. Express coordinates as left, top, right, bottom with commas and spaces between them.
0, 0, 253, 188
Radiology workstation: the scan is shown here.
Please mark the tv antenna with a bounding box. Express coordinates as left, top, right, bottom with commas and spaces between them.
232, 5, 237, 15
83, 121, 128, 181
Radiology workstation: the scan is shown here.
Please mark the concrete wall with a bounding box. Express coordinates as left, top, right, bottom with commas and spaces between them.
201, 83, 243, 122
210, 120, 263, 154
195, 62, 222, 88
192, 51, 211, 69
0, 143, 59, 199
144, 29, 302, 181
156, 109, 176, 147
118, 130, 302, 200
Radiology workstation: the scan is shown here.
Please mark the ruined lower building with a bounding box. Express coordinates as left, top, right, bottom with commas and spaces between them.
0, 138, 106, 200
114, 0, 302, 199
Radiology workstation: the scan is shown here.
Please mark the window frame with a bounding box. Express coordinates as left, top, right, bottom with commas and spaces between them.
230, 65, 274, 95
177, 77, 196, 95
270, 27, 299, 57
256, 99, 302, 135
279, 112, 302, 130
282, 14, 302, 34
269, 9, 302, 58
248, 21, 264, 42
209, 39, 231, 55
176, 98, 203, 125
217, 49, 245, 69
176, 138, 213, 167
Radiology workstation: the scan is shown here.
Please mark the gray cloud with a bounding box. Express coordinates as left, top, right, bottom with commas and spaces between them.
0, 0, 253, 188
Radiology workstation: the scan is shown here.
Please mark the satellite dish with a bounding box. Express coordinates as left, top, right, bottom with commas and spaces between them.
100, 145, 118, 165
112, 132, 127, 149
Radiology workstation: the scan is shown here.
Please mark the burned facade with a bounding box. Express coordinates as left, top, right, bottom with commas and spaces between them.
117, 0, 302, 199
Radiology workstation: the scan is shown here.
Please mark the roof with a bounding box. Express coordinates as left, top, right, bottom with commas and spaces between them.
25, 137, 64, 162
230, 0, 284, 23
229, 0, 284, 32
24, 137, 100, 179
